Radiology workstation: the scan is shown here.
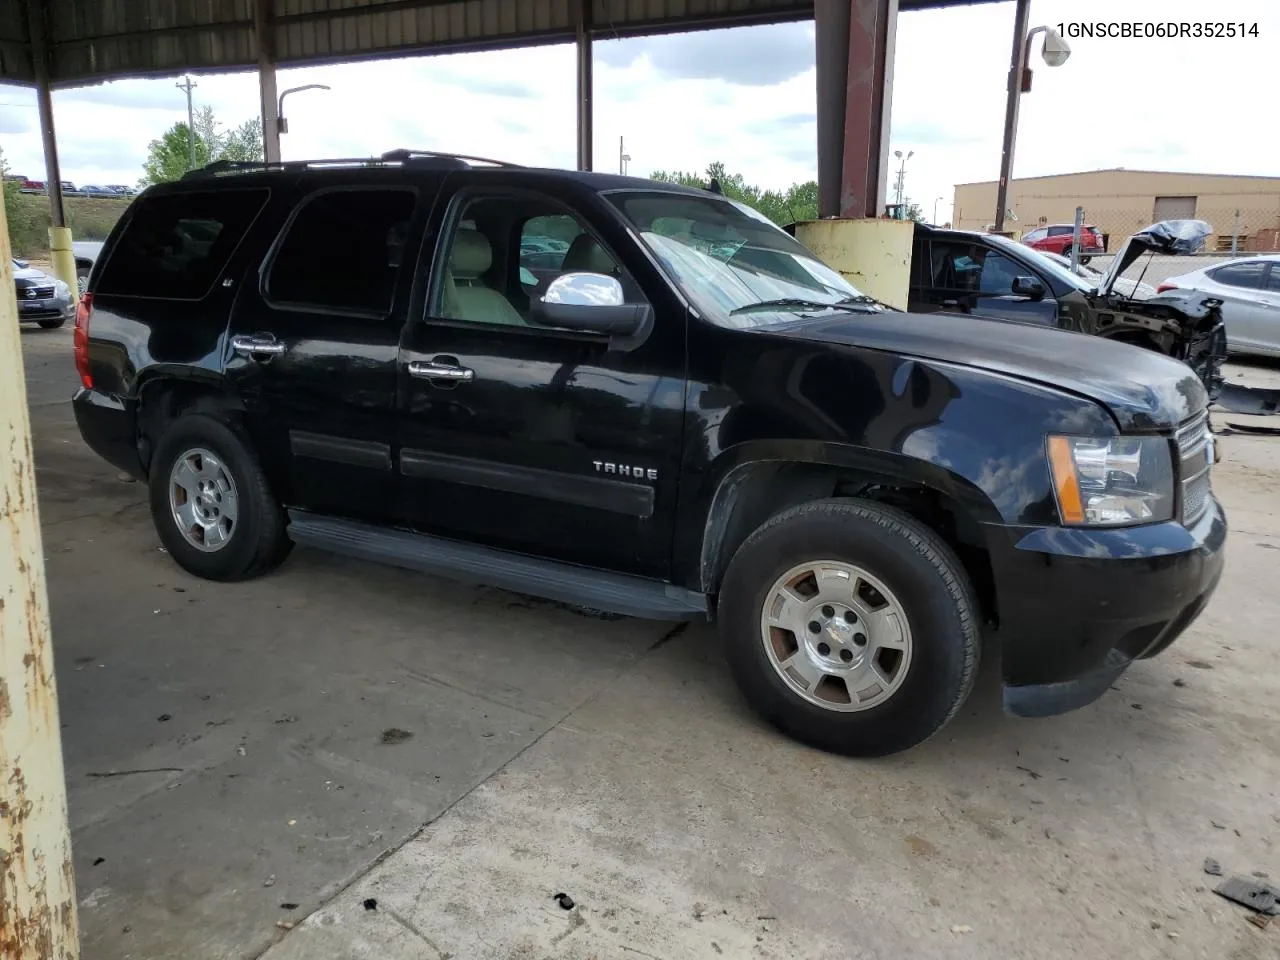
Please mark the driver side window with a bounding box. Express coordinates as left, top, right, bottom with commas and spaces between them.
431, 193, 641, 332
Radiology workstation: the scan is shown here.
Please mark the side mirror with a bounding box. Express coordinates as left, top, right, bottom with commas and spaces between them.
530, 272, 649, 335
14, 259, 29, 269
1011, 275, 1045, 300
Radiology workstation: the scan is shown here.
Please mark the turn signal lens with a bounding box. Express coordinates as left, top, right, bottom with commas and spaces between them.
74, 292, 93, 389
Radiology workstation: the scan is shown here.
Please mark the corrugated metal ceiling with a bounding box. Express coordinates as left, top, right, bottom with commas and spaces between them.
1, 0, 1003, 86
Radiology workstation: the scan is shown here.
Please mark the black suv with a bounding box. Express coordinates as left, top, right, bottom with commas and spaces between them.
73, 151, 1225, 756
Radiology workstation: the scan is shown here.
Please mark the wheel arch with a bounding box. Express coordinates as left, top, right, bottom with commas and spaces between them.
135, 373, 246, 476
689, 444, 1003, 627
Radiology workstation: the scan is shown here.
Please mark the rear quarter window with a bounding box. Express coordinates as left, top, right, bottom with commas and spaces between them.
95, 189, 269, 299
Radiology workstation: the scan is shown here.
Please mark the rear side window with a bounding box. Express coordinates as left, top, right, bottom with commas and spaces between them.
266, 188, 415, 315
1210, 261, 1268, 290
97, 189, 268, 299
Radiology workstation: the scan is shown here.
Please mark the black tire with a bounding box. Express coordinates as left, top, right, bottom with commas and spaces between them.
1079, 255, 1092, 265
39, 319, 65, 329
718, 498, 979, 757
148, 414, 291, 581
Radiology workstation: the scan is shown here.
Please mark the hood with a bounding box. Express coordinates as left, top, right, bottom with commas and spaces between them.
1099, 219, 1212, 297
12, 263, 51, 285
769, 310, 1207, 432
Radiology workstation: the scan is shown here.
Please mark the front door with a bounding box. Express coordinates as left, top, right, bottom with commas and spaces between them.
226, 180, 424, 522
397, 181, 686, 578
914, 239, 1059, 327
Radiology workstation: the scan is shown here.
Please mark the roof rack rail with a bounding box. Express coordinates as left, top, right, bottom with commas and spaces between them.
180, 151, 519, 181
379, 148, 519, 168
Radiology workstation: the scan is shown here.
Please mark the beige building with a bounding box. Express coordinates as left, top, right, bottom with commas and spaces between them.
952, 169, 1280, 252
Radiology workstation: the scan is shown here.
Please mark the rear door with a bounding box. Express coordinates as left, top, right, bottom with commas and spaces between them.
1204, 260, 1273, 353
225, 176, 429, 522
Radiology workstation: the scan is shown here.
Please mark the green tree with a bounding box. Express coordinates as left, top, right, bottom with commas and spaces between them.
650, 163, 819, 227
901, 199, 927, 224
139, 106, 263, 187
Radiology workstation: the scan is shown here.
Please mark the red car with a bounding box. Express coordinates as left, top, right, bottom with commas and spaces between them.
1021, 223, 1105, 262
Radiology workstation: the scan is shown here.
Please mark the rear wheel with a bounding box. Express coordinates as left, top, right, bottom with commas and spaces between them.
148, 414, 291, 581
718, 498, 979, 757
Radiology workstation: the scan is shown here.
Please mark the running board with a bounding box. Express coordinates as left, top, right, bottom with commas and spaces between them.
287, 511, 709, 621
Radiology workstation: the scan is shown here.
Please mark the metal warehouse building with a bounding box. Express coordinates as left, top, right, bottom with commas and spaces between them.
952, 168, 1280, 252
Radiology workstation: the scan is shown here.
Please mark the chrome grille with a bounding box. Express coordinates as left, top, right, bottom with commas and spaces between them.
1176, 412, 1212, 524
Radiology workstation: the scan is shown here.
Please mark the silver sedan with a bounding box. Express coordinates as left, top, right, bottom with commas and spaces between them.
1161, 255, 1280, 356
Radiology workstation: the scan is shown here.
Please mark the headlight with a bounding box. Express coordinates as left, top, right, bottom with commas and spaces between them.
53, 279, 70, 298
1047, 435, 1174, 526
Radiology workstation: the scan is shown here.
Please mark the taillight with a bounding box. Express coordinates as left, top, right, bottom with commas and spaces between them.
74, 292, 93, 389
1156, 282, 1178, 294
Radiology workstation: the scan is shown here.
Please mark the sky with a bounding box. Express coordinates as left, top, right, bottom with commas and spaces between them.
0, 0, 1276, 225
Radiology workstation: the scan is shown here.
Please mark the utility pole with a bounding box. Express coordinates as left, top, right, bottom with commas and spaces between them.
176, 75, 197, 170
618, 136, 631, 176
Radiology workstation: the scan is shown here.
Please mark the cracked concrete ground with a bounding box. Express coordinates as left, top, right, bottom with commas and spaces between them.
18, 325, 1280, 959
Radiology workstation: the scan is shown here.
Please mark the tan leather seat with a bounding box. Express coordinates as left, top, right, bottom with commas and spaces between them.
442, 229, 526, 326
560, 233, 617, 275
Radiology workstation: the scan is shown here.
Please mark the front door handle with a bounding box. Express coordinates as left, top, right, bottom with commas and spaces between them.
408, 359, 475, 383
230, 334, 286, 359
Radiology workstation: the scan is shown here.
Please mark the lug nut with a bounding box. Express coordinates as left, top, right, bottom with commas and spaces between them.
840, 649, 854, 663
807, 621, 821, 634
821, 605, 835, 619
843, 611, 857, 624
853, 633, 867, 647
817, 642, 831, 656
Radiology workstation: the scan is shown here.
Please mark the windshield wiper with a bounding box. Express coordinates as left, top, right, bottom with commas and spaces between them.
729, 297, 882, 316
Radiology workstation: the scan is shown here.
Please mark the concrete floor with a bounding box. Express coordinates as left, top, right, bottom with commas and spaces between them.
18, 325, 1280, 959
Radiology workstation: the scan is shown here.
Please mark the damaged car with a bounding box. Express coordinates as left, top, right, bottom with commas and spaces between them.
908, 219, 1226, 397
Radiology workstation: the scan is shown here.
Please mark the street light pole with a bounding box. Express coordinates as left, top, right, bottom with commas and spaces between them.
619, 136, 631, 175
994, 3, 1071, 233
934, 195, 945, 224
176, 75, 197, 170
276, 84, 331, 157
893, 149, 913, 208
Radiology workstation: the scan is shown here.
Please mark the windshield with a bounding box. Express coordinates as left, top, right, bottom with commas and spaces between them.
607, 190, 871, 327
987, 234, 1094, 293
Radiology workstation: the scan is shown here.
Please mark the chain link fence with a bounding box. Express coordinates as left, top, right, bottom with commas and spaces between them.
1006, 193, 1280, 256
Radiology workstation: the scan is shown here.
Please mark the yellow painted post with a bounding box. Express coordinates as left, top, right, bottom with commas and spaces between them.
47, 227, 78, 308
0, 163, 80, 958
794, 218, 915, 310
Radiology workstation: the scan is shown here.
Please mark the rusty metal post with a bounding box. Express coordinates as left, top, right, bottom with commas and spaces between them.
839, 0, 898, 219
0, 167, 80, 957
575, 0, 593, 171
814, 0, 851, 219
255, 0, 281, 163
994, 0, 1031, 233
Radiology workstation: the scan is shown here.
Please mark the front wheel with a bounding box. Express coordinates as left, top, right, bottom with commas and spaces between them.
39, 319, 65, 329
148, 414, 291, 581
718, 499, 979, 757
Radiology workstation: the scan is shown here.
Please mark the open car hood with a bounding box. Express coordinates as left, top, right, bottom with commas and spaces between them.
1098, 219, 1212, 297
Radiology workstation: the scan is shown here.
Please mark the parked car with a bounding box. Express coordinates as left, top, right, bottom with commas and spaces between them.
907, 221, 1226, 398
80, 184, 112, 198
19, 178, 45, 193
1158, 255, 1280, 357
60, 180, 77, 193
106, 184, 135, 197
72, 152, 1224, 757
1039, 250, 1158, 300
1021, 223, 1105, 262
11, 258, 75, 328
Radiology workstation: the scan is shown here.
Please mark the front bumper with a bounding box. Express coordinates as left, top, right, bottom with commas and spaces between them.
987, 495, 1226, 718
16, 295, 74, 323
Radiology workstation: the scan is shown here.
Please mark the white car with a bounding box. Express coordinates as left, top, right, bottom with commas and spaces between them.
1160, 255, 1280, 356
1040, 251, 1157, 299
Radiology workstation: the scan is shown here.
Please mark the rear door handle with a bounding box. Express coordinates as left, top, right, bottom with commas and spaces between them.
408, 358, 475, 383
230, 333, 286, 359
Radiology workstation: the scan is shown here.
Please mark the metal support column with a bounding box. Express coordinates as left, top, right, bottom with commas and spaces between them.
814, 0, 851, 219
994, 0, 1031, 233
575, 0, 593, 172
255, 0, 281, 163
0, 178, 81, 960
840, 0, 897, 219
26, 0, 76, 303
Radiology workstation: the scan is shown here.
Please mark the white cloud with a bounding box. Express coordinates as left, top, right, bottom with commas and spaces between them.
0, 0, 1274, 216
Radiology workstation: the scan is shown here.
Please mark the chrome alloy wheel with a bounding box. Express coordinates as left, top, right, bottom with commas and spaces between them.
168, 447, 239, 552
759, 560, 913, 711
